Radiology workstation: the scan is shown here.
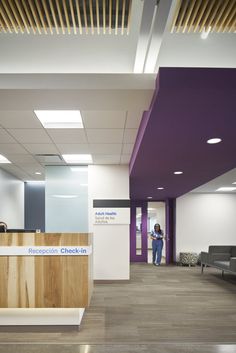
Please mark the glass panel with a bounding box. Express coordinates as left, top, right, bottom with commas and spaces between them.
45, 166, 88, 232
136, 207, 142, 255
147, 202, 166, 264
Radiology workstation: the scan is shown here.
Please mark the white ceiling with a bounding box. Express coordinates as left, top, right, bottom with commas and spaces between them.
0, 0, 236, 182
191, 169, 236, 194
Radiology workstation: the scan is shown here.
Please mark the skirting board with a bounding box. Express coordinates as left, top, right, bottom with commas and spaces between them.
0, 308, 85, 326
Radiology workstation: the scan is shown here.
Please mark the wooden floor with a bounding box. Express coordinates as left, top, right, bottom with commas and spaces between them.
1, 263, 236, 352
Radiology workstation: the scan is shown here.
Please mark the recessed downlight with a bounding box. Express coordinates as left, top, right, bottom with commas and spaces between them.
174, 171, 183, 175
216, 187, 236, 192
0, 154, 11, 164
207, 138, 222, 144
147, 196, 153, 199
35, 172, 42, 175
157, 187, 164, 190
232, 182, 236, 185
201, 27, 211, 40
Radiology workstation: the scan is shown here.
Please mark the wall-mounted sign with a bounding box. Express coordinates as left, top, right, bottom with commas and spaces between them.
0, 246, 92, 256
93, 208, 130, 225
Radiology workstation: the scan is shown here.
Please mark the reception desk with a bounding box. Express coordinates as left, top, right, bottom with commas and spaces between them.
0, 232, 93, 325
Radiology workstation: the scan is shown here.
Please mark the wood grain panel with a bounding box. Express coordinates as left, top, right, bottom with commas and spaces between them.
171, 0, 236, 33
0, 233, 93, 309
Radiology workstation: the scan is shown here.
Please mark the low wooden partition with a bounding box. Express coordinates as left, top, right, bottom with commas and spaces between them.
0, 233, 93, 309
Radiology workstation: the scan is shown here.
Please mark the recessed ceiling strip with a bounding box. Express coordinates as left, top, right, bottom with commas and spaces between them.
176, 0, 189, 33
35, 0, 47, 34
96, 0, 100, 34
217, 0, 235, 33
63, 0, 71, 34
28, 0, 42, 34
103, 0, 106, 34
121, 0, 126, 35
69, 0, 77, 34
83, 0, 88, 34
2, 0, 18, 33
182, 0, 197, 33
56, 0, 65, 34
115, 0, 119, 35
75, 0, 82, 34
211, 0, 230, 32
42, 0, 53, 34
109, 0, 112, 34
127, 0, 132, 34
8, 0, 24, 33
193, 0, 209, 33
0, 13, 7, 33
198, 0, 216, 33
89, 0, 94, 34
0, 2, 13, 33
49, 0, 59, 34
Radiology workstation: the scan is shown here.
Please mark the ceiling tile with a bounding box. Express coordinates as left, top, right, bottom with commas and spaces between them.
47, 129, 87, 143
0, 111, 42, 129
87, 129, 123, 143
123, 129, 138, 143
23, 143, 59, 154
120, 154, 131, 164
90, 144, 122, 154
0, 144, 28, 154
0, 129, 16, 143
82, 111, 126, 128
122, 143, 134, 154
7, 129, 52, 143
92, 155, 121, 164
20, 164, 45, 174
0, 164, 31, 181
126, 111, 143, 128
8, 154, 38, 164
56, 143, 90, 154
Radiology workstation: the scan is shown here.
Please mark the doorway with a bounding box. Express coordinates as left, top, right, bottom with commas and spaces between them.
130, 200, 174, 263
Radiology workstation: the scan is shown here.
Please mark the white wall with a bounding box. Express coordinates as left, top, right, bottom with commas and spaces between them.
88, 165, 129, 280
176, 193, 236, 258
0, 168, 24, 228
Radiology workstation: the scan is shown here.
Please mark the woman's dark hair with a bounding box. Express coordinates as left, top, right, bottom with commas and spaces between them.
154, 223, 162, 234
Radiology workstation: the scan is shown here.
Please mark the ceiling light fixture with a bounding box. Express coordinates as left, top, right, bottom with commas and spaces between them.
207, 138, 222, 144
201, 27, 211, 40
232, 182, 236, 185
35, 172, 42, 175
157, 187, 164, 190
62, 154, 93, 164
216, 187, 236, 192
174, 171, 183, 175
147, 196, 153, 199
0, 154, 11, 164
34, 110, 83, 129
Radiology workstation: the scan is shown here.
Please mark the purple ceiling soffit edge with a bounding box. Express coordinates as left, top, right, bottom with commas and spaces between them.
130, 67, 236, 200
129, 73, 160, 173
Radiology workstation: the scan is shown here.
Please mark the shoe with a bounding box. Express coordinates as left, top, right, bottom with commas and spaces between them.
156, 263, 160, 266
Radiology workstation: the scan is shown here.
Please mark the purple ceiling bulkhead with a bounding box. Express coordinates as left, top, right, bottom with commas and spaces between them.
130, 68, 236, 200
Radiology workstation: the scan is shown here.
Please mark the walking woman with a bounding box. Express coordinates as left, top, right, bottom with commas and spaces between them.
150, 223, 164, 266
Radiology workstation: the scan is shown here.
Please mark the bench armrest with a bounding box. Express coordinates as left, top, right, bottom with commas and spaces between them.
230, 257, 236, 272
201, 252, 209, 264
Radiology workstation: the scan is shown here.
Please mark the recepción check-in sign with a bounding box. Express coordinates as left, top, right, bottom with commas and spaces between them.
0, 246, 92, 256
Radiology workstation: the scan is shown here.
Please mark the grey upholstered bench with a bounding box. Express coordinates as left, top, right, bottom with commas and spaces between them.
201, 246, 236, 277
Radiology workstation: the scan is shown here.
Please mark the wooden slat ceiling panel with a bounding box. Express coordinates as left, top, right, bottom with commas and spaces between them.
171, 0, 236, 33
0, 0, 132, 34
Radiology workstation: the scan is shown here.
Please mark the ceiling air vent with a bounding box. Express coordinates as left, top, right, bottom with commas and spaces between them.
35, 154, 64, 164
171, 0, 236, 34
0, 0, 132, 35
